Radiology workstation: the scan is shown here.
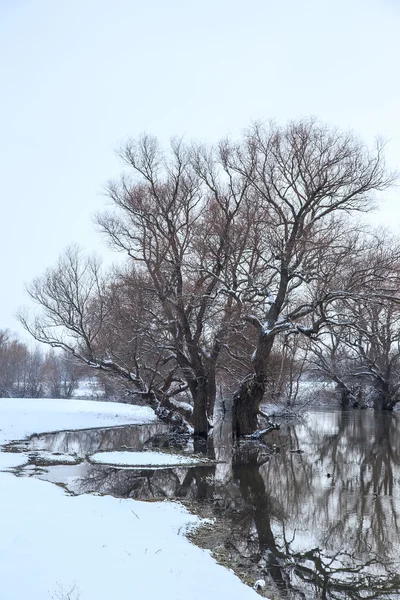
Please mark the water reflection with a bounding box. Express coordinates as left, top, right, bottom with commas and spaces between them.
29, 422, 170, 456
26, 411, 400, 599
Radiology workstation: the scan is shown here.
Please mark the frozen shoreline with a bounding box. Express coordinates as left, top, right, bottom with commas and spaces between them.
0, 398, 261, 600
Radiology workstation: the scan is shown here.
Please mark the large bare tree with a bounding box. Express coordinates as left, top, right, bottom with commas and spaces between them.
96, 135, 260, 435
21, 119, 396, 437
223, 121, 395, 435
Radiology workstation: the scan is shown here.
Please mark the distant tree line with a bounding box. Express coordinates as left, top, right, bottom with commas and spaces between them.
0, 329, 103, 399
19, 119, 400, 437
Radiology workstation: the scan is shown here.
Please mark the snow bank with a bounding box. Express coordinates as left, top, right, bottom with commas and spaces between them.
0, 473, 259, 600
0, 452, 28, 469
0, 398, 156, 446
90, 450, 209, 467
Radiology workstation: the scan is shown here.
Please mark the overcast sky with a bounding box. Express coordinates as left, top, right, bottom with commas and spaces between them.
1, 0, 400, 337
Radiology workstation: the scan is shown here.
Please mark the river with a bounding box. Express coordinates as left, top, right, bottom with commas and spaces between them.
19, 409, 400, 599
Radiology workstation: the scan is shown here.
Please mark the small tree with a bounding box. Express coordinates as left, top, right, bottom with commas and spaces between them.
309, 232, 400, 410
311, 298, 400, 411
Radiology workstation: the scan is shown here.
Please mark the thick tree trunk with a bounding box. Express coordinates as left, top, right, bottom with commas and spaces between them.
190, 376, 214, 438
369, 379, 399, 411
192, 389, 209, 437
232, 333, 274, 437
373, 388, 397, 411
132, 376, 215, 437
185, 361, 217, 436
232, 375, 265, 437
176, 343, 217, 438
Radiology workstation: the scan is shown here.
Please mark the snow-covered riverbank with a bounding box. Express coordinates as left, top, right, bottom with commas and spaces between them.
0, 398, 261, 600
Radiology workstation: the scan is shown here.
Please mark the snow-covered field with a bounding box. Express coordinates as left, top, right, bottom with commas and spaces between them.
0, 398, 261, 600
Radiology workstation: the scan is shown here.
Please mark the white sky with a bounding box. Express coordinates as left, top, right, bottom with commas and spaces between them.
1, 0, 400, 337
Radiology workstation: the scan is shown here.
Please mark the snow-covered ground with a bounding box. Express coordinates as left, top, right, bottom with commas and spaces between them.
0, 398, 156, 447
0, 452, 28, 469
0, 398, 261, 600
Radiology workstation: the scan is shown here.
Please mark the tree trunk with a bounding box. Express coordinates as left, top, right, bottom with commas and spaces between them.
206, 367, 217, 423
232, 375, 265, 437
190, 377, 211, 438
232, 333, 274, 437
373, 386, 397, 411
175, 345, 216, 437
338, 384, 358, 408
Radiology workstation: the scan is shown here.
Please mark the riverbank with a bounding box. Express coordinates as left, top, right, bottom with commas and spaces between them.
0, 398, 261, 600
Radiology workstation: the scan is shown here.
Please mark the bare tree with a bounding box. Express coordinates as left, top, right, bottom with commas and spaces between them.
96, 135, 258, 436
350, 303, 400, 409
0, 330, 49, 398
309, 233, 400, 410
224, 120, 395, 435
312, 299, 400, 410
19, 246, 110, 368
19, 247, 194, 429
20, 120, 396, 437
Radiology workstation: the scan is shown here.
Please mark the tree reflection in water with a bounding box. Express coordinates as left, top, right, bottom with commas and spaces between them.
30, 411, 400, 599
28, 422, 170, 455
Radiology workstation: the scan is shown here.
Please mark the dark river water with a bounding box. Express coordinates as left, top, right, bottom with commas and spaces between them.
21, 410, 400, 599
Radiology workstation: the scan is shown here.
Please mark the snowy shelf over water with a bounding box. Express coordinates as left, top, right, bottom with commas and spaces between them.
89, 450, 210, 467
29, 451, 81, 464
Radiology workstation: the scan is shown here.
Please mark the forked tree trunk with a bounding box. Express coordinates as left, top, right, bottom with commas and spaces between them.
373, 394, 395, 411
148, 379, 214, 437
